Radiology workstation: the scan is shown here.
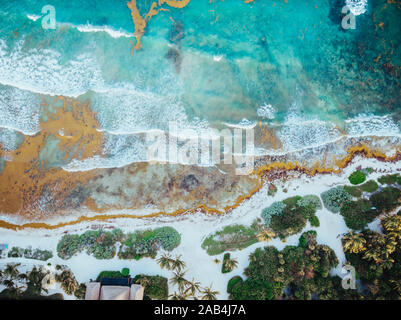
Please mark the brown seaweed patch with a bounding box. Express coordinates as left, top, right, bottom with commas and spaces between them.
0, 97, 103, 217
0, 143, 400, 230
127, 0, 191, 52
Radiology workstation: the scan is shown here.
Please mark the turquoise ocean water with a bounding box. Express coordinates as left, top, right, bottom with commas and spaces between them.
0, 0, 400, 168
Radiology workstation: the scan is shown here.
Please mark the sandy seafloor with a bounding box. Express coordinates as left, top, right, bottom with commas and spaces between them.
0, 155, 399, 300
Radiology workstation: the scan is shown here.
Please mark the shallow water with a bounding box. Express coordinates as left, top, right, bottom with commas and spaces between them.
0, 0, 400, 219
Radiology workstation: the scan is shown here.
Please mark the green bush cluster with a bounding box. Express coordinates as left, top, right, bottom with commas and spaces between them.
340, 199, 379, 230
57, 227, 181, 260
348, 170, 367, 185
321, 186, 353, 213
201, 224, 260, 256
261, 202, 286, 225
264, 195, 321, 238
370, 187, 401, 213
344, 185, 363, 198
228, 232, 351, 300
121, 268, 130, 277
118, 227, 181, 260
378, 173, 401, 185
96, 270, 126, 281
8, 246, 53, 261
360, 180, 379, 193
339, 187, 401, 230
133, 274, 168, 300
57, 229, 122, 260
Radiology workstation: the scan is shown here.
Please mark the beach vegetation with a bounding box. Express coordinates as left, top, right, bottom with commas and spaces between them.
134, 274, 169, 300
57, 227, 180, 260
349, 170, 367, 185
221, 253, 238, 274
227, 232, 353, 300
321, 186, 353, 213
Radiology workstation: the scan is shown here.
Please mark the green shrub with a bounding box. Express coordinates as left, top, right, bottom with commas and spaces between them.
269, 206, 306, 236
300, 195, 322, 210
378, 174, 401, 185
96, 270, 125, 281
370, 187, 401, 213
121, 268, 130, 277
8, 247, 23, 258
57, 234, 81, 259
321, 186, 353, 213
133, 275, 168, 300
360, 180, 379, 193
152, 227, 181, 251
298, 230, 317, 247
201, 224, 259, 256
340, 199, 378, 230
118, 227, 181, 260
309, 215, 320, 227
344, 185, 363, 198
282, 196, 302, 207
229, 232, 339, 300
227, 276, 243, 294
57, 227, 180, 261
261, 202, 285, 225
349, 170, 367, 185
263, 195, 320, 238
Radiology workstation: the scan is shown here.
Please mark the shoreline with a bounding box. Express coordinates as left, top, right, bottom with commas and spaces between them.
1, 143, 400, 231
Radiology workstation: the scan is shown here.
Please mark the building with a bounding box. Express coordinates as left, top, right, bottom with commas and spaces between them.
85, 278, 144, 300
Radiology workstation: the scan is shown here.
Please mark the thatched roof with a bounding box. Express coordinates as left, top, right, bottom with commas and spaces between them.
100, 286, 130, 300
130, 284, 144, 300
85, 282, 101, 300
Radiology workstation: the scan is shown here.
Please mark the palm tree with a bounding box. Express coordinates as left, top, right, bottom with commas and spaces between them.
200, 284, 219, 300
169, 270, 189, 292
2, 279, 16, 289
56, 270, 78, 295
157, 253, 173, 270
169, 291, 188, 300
26, 267, 47, 295
390, 279, 401, 296
256, 229, 275, 242
184, 278, 201, 296
363, 248, 381, 263
342, 232, 366, 254
171, 255, 186, 272
4, 263, 21, 280
223, 257, 238, 272
383, 216, 401, 233
136, 276, 150, 288
383, 216, 401, 241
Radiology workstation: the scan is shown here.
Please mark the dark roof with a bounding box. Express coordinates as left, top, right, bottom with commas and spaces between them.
100, 277, 131, 287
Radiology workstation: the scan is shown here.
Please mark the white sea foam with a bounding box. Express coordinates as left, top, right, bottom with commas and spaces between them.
223, 118, 256, 129
0, 40, 105, 97
0, 128, 22, 151
0, 84, 41, 135
345, 114, 400, 137
91, 88, 189, 134
346, 0, 368, 16
26, 14, 41, 22
75, 24, 134, 39
257, 103, 276, 119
